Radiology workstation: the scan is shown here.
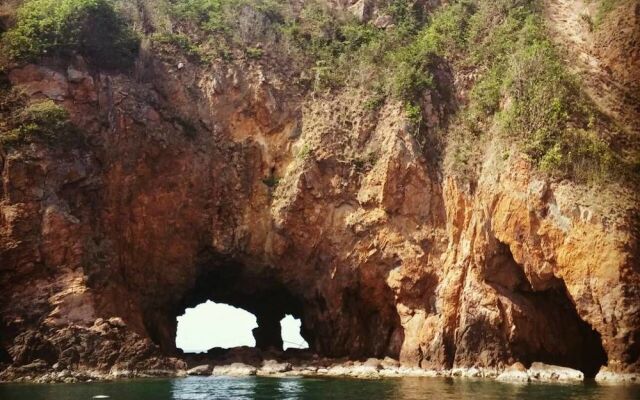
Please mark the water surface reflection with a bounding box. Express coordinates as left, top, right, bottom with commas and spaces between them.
1, 376, 639, 400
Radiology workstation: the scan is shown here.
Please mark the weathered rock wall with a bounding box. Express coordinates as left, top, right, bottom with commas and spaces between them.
0, 41, 638, 380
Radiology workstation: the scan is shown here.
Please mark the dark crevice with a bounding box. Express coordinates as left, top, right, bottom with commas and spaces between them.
485, 241, 608, 378
144, 250, 311, 355
335, 285, 403, 359
0, 345, 11, 364
445, 259, 471, 369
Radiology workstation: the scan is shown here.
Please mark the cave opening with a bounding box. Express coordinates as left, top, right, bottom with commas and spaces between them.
141, 253, 401, 362
143, 254, 316, 357
485, 241, 608, 378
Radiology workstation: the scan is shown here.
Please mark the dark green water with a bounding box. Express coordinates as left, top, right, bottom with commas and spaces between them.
1, 376, 639, 400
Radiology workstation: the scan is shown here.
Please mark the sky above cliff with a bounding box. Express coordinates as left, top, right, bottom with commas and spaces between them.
175, 301, 308, 352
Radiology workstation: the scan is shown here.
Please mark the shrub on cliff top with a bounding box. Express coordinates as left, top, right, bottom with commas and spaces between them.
170, 0, 284, 34
2, 0, 138, 69
171, 0, 231, 32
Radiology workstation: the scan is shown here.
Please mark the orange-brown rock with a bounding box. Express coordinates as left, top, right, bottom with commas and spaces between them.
0, 41, 639, 382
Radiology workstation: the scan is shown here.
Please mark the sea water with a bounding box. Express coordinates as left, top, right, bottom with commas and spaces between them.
1, 376, 639, 400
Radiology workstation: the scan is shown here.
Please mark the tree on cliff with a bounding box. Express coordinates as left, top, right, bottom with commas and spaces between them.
3, 0, 138, 69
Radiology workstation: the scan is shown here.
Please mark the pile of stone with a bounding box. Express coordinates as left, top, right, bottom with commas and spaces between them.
187, 358, 596, 383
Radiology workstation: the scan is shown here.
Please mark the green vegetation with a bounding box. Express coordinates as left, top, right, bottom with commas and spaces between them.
13, 101, 75, 143
262, 175, 280, 188
159, 0, 435, 100
352, 151, 379, 172
245, 46, 264, 60
363, 90, 386, 111
169, 0, 283, 33
152, 32, 211, 63
2, 0, 138, 69
425, 0, 625, 182
0, 85, 81, 147
592, 0, 626, 26
274, 0, 628, 182
279, 0, 429, 98
150, 0, 284, 63
168, 0, 285, 37
0, 0, 631, 183
171, 0, 233, 33
281, 2, 382, 86
297, 144, 312, 160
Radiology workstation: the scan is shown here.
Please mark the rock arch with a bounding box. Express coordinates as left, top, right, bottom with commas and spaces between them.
0, 53, 638, 380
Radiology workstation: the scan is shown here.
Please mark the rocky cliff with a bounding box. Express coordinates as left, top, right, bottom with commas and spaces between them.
0, 0, 639, 382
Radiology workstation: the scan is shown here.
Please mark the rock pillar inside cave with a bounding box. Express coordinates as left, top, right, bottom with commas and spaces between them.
253, 314, 284, 351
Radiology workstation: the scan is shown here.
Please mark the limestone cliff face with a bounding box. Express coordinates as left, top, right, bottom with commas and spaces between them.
1, 0, 640, 380
1, 48, 638, 380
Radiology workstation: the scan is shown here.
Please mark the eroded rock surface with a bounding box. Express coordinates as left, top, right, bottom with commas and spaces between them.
1, 4, 639, 383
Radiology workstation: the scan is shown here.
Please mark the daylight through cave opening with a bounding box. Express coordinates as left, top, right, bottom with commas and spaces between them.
176, 302, 257, 352
142, 255, 315, 356
138, 252, 403, 362
174, 301, 309, 353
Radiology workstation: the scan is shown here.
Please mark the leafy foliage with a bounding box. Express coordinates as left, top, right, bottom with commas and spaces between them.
592, 0, 626, 26
156, 0, 284, 63
2, 0, 138, 69
280, 2, 383, 90
152, 32, 212, 63
169, 0, 284, 34
245, 46, 264, 59
435, 0, 625, 182
0, 0, 630, 182
0, 86, 81, 147
170, 0, 232, 32
273, 0, 624, 181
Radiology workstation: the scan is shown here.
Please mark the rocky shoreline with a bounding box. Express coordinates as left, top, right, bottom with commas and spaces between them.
202, 359, 640, 385
2, 355, 639, 385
